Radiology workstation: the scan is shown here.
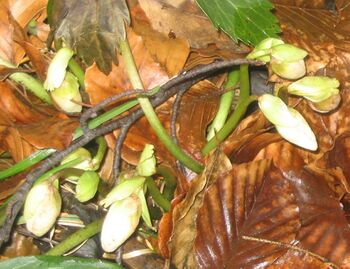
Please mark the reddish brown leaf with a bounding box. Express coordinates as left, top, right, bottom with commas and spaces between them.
169, 150, 232, 268
194, 161, 300, 269
0, 0, 47, 65
130, 4, 190, 77
0, 232, 40, 259
138, 0, 248, 52
16, 117, 78, 150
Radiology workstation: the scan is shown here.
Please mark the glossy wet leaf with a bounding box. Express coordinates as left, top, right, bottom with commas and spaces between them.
196, 0, 281, 45
0, 255, 125, 269
49, 0, 130, 74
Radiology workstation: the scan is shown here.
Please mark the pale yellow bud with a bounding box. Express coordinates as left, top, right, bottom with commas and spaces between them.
50, 72, 82, 113
44, 47, 74, 92
100, 195, 141, 252
24, 180, 62, 237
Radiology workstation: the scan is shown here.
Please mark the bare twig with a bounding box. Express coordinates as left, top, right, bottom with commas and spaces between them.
0, 59, 263, 247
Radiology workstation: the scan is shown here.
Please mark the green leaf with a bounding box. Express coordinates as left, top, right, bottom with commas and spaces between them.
49, 0, 130, 74
0, 255, 125, 269
195, 0, 280, 45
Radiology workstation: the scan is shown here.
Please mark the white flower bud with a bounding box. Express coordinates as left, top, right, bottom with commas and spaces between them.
50, 72, 82, 113
259, 94, 317, 151
100, 195, 141, 252
44, 47, 74, 92
24, 180, 62, 237
288, 76, 340, 103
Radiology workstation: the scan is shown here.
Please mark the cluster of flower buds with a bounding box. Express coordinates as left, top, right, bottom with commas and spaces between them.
44, 47, 82, 113
247, 37, 308, 80
247, 38, 341, 150
100, 144, 156, 252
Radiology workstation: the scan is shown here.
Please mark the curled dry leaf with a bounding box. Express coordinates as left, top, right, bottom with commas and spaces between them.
169, 150, 232, 268
0, 0, 47, 65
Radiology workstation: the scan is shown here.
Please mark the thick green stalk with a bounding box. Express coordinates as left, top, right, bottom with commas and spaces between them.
92, 137, 107, 170
207, 69, 240, 140
202, 64, 254, 155
0, 149, 56, 181
45, 219, 103, 256
0, 58, 52, 104
201, 96, 257, 155
119, 39, 203, 173
68, 59, 85, 89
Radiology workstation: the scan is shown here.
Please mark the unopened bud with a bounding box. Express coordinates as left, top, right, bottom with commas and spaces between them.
99, 176, 145, 208
61, 148, 93, 171
44, 47, 74, 92
76, 171, 100, 202
50, 72, 82, 113
100, 195, 141, 252
270, 44, 308, 80
24, 180, 62, 237
246, 38, 284, 62
288, 76, 340, 103
258, 94, 317, 151
136, 144, 156, 177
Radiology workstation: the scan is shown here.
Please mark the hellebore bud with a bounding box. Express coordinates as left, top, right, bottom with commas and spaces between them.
100, 195, 141, 252
246, 38, 284, 62
258, 94, 317, 151
99, 176, 145, 208
61, 148, 93, 171
24, 180, 62, 237
50, 72, 82, 113
288, 76, 340, 103
44, 47, 74, 92
136, 144, 156, 177
270, 44, 308, 80
75, 171, 100, 202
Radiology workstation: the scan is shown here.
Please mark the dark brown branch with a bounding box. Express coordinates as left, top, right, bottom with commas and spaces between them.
0, 59, 263, 247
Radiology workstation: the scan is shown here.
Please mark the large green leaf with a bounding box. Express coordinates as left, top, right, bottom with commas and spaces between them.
49, 0, 130, 74
195, 0, 280, 45
0, 255, 125, 269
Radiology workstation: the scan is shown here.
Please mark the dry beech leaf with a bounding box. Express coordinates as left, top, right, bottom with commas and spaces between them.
138, 0, 248, 52
0, 0, 47, 65
16, 117, 78, 150
0, 82, 48, 124
130, 4, 190, 77
194, 161, 300, 269
169, 150, 232, 268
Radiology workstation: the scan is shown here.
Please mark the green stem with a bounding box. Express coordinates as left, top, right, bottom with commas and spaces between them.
201, 96, 257, 155
68, 59, 85, 89
207, 68, 240, 140
202, 64, 253, 155
1, 99, 140, 180
0, 58, 52, 104
145, 177, 171, 212
239, 64, 250, 100
91, 137, 107, 170
0, 149, 56, 181
35, 157, 85, 184
119, 38, 203, 174
45, 219, 103, 256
